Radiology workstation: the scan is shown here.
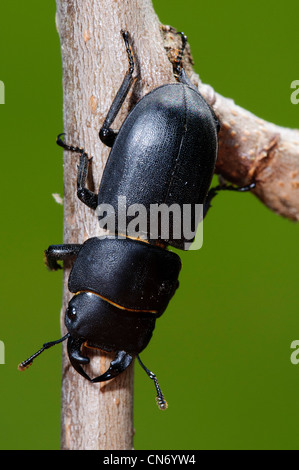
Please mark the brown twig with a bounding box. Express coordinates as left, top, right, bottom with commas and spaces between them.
162, 25, 299, 221
55, 0, 174, 451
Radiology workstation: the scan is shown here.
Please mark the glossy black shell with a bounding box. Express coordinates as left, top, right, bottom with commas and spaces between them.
97, 83, 218, 250
68, 236, 181, 315
65, 236, 181, 354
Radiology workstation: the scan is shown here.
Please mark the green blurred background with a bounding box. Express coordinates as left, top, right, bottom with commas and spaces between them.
0, 0, 298, 450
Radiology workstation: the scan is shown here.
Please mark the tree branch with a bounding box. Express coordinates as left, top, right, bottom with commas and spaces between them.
55, 0, 174, 451
162, 26, 299, 221
55, 0, 298, 451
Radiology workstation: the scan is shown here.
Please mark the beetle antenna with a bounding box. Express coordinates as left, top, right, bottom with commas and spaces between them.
18, 333, 70, 371
137, 355, 168, 410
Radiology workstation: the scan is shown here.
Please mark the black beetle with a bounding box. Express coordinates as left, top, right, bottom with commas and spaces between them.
19, 31, 255, 408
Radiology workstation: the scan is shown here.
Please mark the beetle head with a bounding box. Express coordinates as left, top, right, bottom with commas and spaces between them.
64, 291, 133, 382
64, 291, 156, 383
18, 291, 167, 408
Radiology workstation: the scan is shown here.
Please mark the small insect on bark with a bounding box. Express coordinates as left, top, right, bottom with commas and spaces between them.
18, 31, 255, 409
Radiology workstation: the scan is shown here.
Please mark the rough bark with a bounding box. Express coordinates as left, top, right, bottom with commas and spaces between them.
56, 0, 174, 451
55, 0, 298, 451
162, 27, 299, 221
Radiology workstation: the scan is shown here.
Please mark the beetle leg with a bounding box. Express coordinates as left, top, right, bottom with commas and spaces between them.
45, 244, 82, 270
203, 181, 256, 219
173, 32, 188, 79
76, 151, 98, 210
174, 34, 221, 133
172, 31, 204, 97
176, 67, 197, 89
173, 32, 197, 92
99, 30, 135, 148
57, 133, 98, 210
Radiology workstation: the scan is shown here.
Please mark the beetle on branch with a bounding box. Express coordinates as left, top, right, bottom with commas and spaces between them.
18, 31, 256, 408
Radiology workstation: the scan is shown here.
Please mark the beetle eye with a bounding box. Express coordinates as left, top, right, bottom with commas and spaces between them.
67, 306, 76, 320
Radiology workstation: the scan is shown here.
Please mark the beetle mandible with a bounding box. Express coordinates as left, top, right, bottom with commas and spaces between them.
19, 31, 255, 409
